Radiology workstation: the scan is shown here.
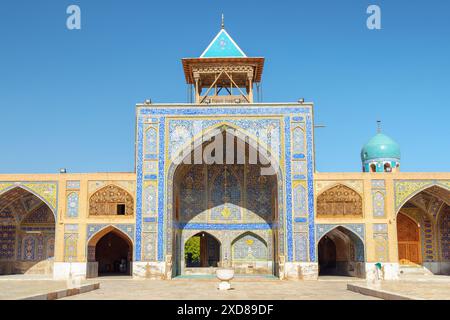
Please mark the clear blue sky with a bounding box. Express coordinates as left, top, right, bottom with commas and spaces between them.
0, 0, 449, 173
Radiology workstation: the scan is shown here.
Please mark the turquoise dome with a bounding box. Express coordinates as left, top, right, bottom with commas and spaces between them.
361, 133, 400, 162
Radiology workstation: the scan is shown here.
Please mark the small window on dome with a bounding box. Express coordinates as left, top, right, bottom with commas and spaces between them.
370, 164, 376, 172
384, 163, 392, 172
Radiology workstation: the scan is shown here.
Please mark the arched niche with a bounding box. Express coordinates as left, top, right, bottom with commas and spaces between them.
0, 187, 55, 275
87, 226, 133, 277
317, 226, 365, 278
316, 184, 363, 218
231, 232, 271, 275
167, 124, 282, 278
89, 185, 134, 216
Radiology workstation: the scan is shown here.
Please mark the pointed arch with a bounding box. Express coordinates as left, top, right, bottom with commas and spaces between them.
231, 231, 268, 247
87, 225, 134, 247
87, 225, 133, 276
395, 183, 450, 273
293, 184, 307, 218
169, 121, 281, 175
292, 126, 305, 155
166, 122, 284, 265
144, 126, 158, 154
184, 231, 221, 268
316, 225, 365, 244
89, 184, 134, 216
397, 212, 422, 265
66, 192, 79, 218
231, 231, 268, 261
0, 185, 56, 219
317, 225, 366, 277
395, 182, 450, 214
183, 231, 221, 246
316, 184, 363, 217
0, 186, 56, 275
372, 190, 386, 218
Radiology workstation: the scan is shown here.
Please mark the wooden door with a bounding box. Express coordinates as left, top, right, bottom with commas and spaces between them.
397, 213, 422, 265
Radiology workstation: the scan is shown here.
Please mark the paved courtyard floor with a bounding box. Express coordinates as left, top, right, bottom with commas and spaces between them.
1, 275, 449, 300
0, 280, 68, 300
61, 277, 378, 300
0, 274, 96, 300
359, 275, 450, 300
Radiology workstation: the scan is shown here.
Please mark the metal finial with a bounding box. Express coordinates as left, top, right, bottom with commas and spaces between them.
221, 14, 225, 29
377, 120, 382, 133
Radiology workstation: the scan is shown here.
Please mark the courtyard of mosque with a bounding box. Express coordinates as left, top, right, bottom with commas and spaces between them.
1, 21, 449, 302
1, 274, 449, 300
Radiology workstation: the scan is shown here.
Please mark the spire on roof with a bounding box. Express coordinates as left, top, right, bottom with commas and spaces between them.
377, 120, 382, 133
200, 16, 246, 58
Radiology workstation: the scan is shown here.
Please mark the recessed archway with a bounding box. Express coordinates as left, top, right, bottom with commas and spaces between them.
231, 232, 270, 274
184, 232, 220, 269
0, 187, 55, 275
89, 185, 134, 216
396, 185, 450, 275
316, 184, 363, 218
168, 124, 281, 278
397, 213, 421, 265
87, 226, 133, 277
317, 226, 365, 278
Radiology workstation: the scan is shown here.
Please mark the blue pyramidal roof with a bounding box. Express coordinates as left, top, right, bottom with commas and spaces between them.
200, 29, 247, 58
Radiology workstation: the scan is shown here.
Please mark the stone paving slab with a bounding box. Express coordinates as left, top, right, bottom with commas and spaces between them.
21, 283, 100, 300
62, 279, 379, 300
0, 280, 68, 300
347, 283, 419, 300
349, 280, 450, 300
0, 278, 98, 300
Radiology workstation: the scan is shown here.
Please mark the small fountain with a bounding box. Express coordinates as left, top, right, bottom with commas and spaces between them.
216, 254, 234, 290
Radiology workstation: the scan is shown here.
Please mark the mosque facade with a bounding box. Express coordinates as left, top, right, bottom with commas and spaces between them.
0, 24, 449, 281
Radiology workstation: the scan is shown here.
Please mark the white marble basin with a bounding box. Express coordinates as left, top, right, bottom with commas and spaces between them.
216, 268, 234, 281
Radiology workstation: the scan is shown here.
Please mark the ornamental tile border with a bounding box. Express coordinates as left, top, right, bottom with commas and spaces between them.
315, 223, 365, 243
0, 181, 58, 217
135, 106, 313, 262
86, 224, 135, 243
394, 180, 450, 210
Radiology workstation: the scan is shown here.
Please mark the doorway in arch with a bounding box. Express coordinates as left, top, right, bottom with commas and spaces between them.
88, 227, 133, 277
318, 226, 366, 278
185, 232, 220, 268
169, 126, 280, 277
396, 185, 450, 275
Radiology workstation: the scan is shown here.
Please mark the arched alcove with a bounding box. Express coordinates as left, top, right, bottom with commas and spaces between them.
168, 124, 281, 277
231, 232, 270, 274
396, 185, 450, 275
89, 185, 134, 216
87, 226, 133, 277
316, 184, 363, 218
317, 226, 365, 278
0, 187, 55, 275
184, 232, 220, 269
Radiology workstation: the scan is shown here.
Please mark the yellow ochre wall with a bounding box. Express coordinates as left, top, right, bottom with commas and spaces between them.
0, 172, 136, 264
314, 172, 450, 264
1, 171, 449, 268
